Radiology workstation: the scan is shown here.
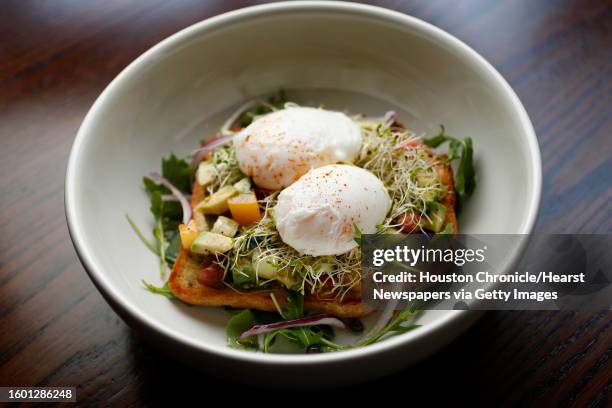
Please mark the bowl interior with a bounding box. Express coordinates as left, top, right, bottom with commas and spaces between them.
68, 4, 540, 361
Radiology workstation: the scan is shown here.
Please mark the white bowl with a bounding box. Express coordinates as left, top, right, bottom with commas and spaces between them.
65, 1, 541, 386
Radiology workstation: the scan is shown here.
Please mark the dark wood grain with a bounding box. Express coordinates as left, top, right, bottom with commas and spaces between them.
0, 0, 610, 405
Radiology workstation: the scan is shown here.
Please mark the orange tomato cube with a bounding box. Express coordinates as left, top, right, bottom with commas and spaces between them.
228, 192, 261, 226
179, 219, 199, 249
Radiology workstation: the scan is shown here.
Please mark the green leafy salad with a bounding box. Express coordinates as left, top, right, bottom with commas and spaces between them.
128, 92, 475, 353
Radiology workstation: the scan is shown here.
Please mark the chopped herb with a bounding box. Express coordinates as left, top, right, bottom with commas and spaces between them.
353, 223, 362, 245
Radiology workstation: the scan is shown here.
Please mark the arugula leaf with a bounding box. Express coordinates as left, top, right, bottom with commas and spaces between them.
261, 308, 420, 353
165, 232, 181, 264
358, 309, 420, 346
142, 280, 175, 300
448, 138, 462, 161
421, 125, 448, 148
454, 137, 475, 212
144, 154, 192, 195
423, 126, 476, 213
283, 291, 304, 320
126, 214, 177, 264
225, 292, 322, 353
126, 214, 159, 255
244, 291, 338, 353
292, 327, 325, 347
161, 154, 192, 194
262, 291, 347, 352
263, 327, 326, 353
228, 305, 419, 353
140, 155, 192, 275
237, 90, 287, 128
226, 309, 258, 349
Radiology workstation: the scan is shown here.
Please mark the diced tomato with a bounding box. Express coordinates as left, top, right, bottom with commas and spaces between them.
228, 192, 261, 225
197, 264, 225, 288
179, 220, 198, 249
401, 211, 422, 233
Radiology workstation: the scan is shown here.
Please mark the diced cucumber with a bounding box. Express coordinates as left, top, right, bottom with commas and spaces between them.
212, 216, 239, 237
251, 250, 299, 289
193, 211, 209, 232
196, 185, 238, 215
191, 231, 233, 254
233, 177, 252, 194
196, 161, 216, 187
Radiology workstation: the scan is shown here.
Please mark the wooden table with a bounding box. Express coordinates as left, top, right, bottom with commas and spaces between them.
0, 0, 610, 405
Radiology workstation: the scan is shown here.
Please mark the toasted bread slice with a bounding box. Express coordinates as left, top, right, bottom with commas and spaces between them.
169, 247, 371, 317
169, 143, 456, 317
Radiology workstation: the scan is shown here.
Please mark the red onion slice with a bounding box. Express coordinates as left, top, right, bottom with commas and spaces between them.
161, 194, 191, 202
383, 110, 396, 129
191, 134, 233, 167
239, 315, 346, 340
149, 172, 192, 225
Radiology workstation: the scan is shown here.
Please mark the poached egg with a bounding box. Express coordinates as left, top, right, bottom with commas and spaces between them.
274, 164, 391, 256
233, 106, 362, 190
